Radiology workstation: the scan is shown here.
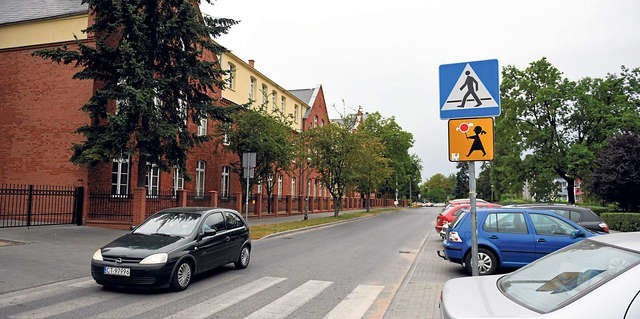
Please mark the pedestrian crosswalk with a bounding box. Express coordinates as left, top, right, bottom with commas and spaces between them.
0, 276, 386, 319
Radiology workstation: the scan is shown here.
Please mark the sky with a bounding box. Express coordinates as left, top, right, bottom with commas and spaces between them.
200, 0, 640, 182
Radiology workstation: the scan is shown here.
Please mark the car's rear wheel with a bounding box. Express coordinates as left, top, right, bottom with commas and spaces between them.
464, 248, 497, 275
171, 260, 193, 291
234, 246, 250, 269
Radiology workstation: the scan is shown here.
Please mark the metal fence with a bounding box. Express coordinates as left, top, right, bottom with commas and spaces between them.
145, 191, 179, 218
0, 184, 82, 228
88, 189, 133, 222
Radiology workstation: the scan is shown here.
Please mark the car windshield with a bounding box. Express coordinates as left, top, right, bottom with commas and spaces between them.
498, 239, 640, 313
133, 212, 201, 237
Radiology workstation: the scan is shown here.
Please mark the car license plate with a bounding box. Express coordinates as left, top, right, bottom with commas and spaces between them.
104, 266, 130, 277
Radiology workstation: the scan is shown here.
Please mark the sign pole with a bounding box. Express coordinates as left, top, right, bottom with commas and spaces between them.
469, 161, 479, 276
245, 175, 249, 221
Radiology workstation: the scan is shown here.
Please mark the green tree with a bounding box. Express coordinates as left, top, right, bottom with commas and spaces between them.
34, 0, 238, 183
477, 162, 493, 201
453, 162, 469, 199
358, 112, 418, 199
351, 130, 392, 212
306, 115, 360, 216
422, 173, 455, 203
589, 133, 640, 211
217, 104, 295, 214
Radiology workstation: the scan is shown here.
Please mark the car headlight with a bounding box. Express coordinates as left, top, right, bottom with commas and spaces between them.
139, 253, 168, 265
92, 249, 103, 261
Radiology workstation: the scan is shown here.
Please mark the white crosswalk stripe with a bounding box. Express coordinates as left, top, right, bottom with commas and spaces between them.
324, 284, 384, 319
0, 276, 94, 308
245, 280, 333, 319
1, 276, 385, 319
10, 295, 117, 319
85, 274, 241, 319
164, 276, 287, 319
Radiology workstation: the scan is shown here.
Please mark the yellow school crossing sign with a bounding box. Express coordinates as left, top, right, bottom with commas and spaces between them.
448, 118, 494, 162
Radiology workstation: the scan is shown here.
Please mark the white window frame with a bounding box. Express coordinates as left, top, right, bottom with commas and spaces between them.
146, 163, 160, 197
249, 77, 256, 102
112, 156, 130, 197
281, 96, 286, 113
277, 175, 283, 198
228, 62, 236, 90
221, 166, 230, 198
261, 84, 268, 106
173, 166, 184, 196
291, 177, 296, 197
196, 161, 206, 198
272, 91, 277, 111
197, 117, 207, 136
294, 105, 299, 123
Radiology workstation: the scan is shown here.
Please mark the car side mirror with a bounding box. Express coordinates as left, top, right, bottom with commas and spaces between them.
571, 229, 585, 239
202, 228, 217, 238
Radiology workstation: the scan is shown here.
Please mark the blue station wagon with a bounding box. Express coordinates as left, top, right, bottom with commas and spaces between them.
438, 208, 596, 275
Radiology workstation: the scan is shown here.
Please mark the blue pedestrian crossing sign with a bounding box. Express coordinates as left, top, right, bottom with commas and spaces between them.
439, 59, 500, 119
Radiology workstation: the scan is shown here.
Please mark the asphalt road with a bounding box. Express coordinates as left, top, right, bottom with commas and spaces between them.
0, 207, 462, 319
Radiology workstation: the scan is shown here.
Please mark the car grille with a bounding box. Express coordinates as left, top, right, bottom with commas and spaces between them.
103, 256, 143, 264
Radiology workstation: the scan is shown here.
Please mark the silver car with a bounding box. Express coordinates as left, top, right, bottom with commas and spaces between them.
440, 232, 640, 318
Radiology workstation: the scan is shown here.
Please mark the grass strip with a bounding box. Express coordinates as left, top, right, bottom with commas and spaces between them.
249, 208, 397, 240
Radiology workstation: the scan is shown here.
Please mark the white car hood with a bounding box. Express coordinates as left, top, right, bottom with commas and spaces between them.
441, 275, 539, 318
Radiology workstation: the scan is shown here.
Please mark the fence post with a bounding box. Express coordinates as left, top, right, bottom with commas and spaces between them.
209, 191, 218, 207
177, 190, 188, 207
73, 187, 84, 225
131, 187, 147, 226
256, 193, 262, 217
286, 195, 292, 215
235, 192, 242, 213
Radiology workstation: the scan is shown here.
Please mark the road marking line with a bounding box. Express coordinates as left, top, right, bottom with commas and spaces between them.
86, 274, 241, 319
324, 285, 384, 319
245, 280, 333, 319
0, 277, 93, 308
10, 295, 115, 319
164, 276, 286, 319
68, 279, 99, 288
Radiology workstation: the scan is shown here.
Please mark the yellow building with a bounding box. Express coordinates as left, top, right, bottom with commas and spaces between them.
219, 52, 310, 132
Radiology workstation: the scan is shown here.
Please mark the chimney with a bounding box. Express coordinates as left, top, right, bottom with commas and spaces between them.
248, 59, 255, 67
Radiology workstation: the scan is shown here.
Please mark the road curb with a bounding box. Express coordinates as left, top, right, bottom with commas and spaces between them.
257, 214, 378, 240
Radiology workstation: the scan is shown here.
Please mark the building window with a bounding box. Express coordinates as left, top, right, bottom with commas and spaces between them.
221, 166, 230, 198
249, 77, 256, 102
257, 179, 262, 194
173, 166, 184, 196
272, 91, 277, 111
277, 175, 283, 198
196, 161, 206, 198
111, 156, 130, 196
314, 179, 318, 197
228, 62, 236, 90
321, 119, 325, 127
314, 116, 318, 127
146, 163, 160, 197
261, 84, 268, 106
291, 177, 296, 197
197, 117, 207, 136
222, 123, 230, 146
281, 96, 286, 113
294, 105, 299, 123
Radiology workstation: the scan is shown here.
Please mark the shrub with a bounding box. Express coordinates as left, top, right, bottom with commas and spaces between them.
601, 213, 640, 232
578, 204, 618, 216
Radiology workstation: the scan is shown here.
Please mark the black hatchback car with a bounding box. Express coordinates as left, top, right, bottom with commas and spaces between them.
91, 207, 251, 291
506, 204, 609, 234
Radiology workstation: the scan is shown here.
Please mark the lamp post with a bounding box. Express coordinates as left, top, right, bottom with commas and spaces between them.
304, 157, 311, 221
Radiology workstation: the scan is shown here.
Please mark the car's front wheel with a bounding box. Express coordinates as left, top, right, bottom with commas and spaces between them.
171, 260, 193, 291
464, 248, 497, 275
234, 246, 250, 269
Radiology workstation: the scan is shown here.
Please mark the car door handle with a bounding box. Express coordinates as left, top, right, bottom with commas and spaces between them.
225, 236, 231, 242
537, 238, 546, 243
489, 235, 498, 239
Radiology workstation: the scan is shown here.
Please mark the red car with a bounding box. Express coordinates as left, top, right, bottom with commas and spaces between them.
435, 202, 501, 234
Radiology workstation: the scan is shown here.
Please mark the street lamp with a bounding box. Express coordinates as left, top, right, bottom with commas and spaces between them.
304, 157, 311, 220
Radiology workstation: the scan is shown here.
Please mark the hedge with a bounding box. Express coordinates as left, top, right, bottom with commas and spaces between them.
601, 213, 640, 232
578, 204, 619, 215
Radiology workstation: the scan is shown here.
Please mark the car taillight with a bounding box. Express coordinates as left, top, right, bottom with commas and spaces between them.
448, 231, 462, 242
599, 223, 610, 233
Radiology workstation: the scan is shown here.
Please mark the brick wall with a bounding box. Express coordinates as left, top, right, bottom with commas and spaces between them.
0, 42, 92, 186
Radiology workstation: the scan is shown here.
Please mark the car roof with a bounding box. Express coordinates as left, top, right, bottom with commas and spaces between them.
588, 232, 640, 252
157, 207, 230, 215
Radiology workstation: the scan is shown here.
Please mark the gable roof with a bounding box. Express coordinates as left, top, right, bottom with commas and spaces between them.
0, 0, 88, 25
289, 89, 314, 106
